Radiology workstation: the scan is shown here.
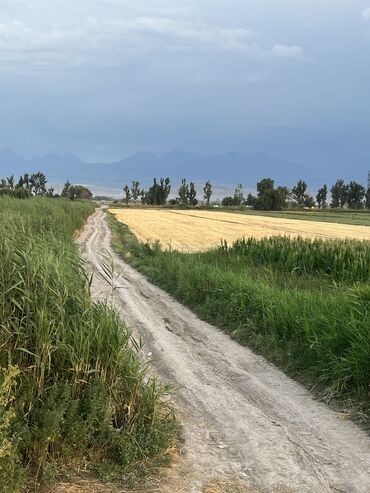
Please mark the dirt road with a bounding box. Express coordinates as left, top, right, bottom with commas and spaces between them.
78, 210, 370, 493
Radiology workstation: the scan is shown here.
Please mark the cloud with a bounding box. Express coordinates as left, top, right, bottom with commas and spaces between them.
362, 7, 370, 20
0, 16, 304, 68
272, 44, 304, 59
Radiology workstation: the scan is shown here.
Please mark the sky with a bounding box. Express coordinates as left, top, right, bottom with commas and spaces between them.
0, 0, 370, 172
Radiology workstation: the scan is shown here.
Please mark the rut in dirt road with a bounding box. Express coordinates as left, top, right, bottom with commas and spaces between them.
78, 210, 370, 493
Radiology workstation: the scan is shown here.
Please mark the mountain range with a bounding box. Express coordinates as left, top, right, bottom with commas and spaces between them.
0, 149, 367, 197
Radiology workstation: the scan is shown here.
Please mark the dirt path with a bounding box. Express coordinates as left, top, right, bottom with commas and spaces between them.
77, 210, 370, 493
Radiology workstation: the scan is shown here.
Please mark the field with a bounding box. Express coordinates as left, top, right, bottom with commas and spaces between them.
110, 208, 370, 252
0, 198, 174, 492
222, 208, 370, 227
108, 210, 370, 422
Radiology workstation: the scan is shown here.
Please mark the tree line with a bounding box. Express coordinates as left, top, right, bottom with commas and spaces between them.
122, 176, 370, 210
0, 173, 93, 200
122, 178, 213, 206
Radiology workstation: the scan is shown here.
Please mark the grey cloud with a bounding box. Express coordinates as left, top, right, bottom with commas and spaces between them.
0, 15, 305, 67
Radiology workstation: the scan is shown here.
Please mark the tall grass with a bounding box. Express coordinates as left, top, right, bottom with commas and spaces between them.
108, 213, 370, 421
220, 236, 370, 284
0, 198, 174, 491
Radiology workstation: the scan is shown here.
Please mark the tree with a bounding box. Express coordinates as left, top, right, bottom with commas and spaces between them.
304, 195, 315, 208
189, 182, 198, 206
30, 172, 47, 196
233, 184, 244, 206
203, 180, 212, 206
275, 186, 290, 210
131, 181, 141, 203
254, 179, 289, 211
17, 173, 31, 192
6, 175, 14, 190
347, 181, 366, 209
246, 193, 258, 207
330, 179, 347, 208
221, 196, 235, 206
366, 187, 370, 210
61, 180, 72, 198
123, 185, 131, 205
70, 185, 92, 200
316, 185, 328, 209
255, 178, 275, 210
142, 177, 171, 205
292, 180, 307, 206
178, 178, 189, 205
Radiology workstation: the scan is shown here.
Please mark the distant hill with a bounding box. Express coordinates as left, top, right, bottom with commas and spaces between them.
0, 149, 367, 196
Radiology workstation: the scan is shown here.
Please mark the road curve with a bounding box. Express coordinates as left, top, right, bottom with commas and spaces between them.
78, 209, 370, 493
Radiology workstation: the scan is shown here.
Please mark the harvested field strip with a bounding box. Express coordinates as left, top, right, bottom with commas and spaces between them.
110, 208, 370, 252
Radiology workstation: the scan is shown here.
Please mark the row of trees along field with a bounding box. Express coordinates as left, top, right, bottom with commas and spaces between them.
123, 178, 213, 206
122, 177, 370, 210
0, 172, 93, 200
225, 178, 370, 210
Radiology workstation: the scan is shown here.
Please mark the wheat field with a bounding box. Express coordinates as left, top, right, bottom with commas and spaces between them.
109, 208, 370, 252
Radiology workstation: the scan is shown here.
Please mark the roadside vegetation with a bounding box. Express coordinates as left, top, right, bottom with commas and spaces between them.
0, 197, 175, 492
108, 212, 370, 424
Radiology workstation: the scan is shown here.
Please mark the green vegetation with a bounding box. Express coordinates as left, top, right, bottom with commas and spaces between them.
218, 208, 370, 227
109, 213, 370, 423
0, 198, 174, 491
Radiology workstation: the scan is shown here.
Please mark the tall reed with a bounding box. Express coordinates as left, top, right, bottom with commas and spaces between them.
0, 198, 174, 491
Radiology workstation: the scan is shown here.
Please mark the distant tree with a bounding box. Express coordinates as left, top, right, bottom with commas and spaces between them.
30, 172, 47, 196
255, 178, 275, 210
157, 177, 171, 205
221, 196, 235, 206
0, 178, 6, 188
292, 180, 307, 206
330, 179, 348, 208
233, 184, 244, 206
254, 178, 289, 211
46, 188, 55, 198
123, 185, 131, 205
316, 185, 328, 209
178, 178, 189, 205
347, 181, 366, 209
6, 175, 15, 190
203, 180, 213, 206
246, 193, 258, 207
304, 195, 316, 208
142, 177, 171, 205
131, 181, 141, 203
366, 187, 370, 210
70, 185, 92, 200
189, 182, 198, 206
275, 186, 290, 210
61, 180, 72, 198
17, 173, 31, 192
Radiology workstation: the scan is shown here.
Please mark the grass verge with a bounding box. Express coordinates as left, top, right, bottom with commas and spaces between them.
108, 212, 370, 426
0, 198, 175, 492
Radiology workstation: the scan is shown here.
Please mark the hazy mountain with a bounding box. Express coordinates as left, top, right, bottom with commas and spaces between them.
0, 149, 367, 195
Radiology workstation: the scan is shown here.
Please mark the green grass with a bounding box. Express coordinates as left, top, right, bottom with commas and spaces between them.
108, 212, 370, 425
214, 208, 370, 227
0, 198, 175, 492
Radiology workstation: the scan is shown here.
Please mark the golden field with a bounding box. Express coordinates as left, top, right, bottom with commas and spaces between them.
109, 208, 370, 252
